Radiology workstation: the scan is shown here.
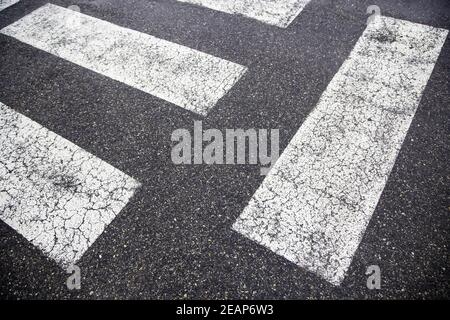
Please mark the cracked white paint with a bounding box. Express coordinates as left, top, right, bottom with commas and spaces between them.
177, 0, 311, 27
233, 17, 448, 285
0, 0, 19, 12
0, 3, 247, 116
0, 102, 141, 267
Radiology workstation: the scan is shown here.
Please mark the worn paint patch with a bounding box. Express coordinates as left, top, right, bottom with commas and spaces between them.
233, 17, 448, 285
0, 102, 141, 267
177, 0, 311, 28
0, 3, 247, 116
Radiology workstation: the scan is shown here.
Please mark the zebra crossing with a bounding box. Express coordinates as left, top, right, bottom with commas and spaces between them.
176, 0, 312, 28
0, 102, 140, 267
233, 17, 448, 285
1, 3, 247, 116
0, 0, 448, 295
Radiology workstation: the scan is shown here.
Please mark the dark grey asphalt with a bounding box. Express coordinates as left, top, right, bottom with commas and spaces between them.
0, 0, 449, 299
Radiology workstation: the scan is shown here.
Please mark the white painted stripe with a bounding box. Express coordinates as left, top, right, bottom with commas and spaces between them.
0, 4, 246, 116
0, 102, 141, 267
233, 17, 448, 285
0, 0, 19, 12
177, 0, 311, 28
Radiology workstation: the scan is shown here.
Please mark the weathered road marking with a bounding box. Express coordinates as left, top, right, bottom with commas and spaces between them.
177, 0, 311, 28
233, 17, 448, 285
0, 102, 141, 267
0, 0, 19, 12
0, 3, 246, 116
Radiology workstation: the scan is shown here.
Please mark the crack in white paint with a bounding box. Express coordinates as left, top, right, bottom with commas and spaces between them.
177, 0, 311, 28
233, 17, 448, 285
0, 3, 247, 116
0, 0, 19, 12
0, 102, 141, 267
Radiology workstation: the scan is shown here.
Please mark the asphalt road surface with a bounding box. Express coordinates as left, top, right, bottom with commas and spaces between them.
0, 0, 449, 299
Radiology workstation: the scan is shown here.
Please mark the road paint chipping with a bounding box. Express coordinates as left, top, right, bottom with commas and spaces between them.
233, 17, 448, 285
